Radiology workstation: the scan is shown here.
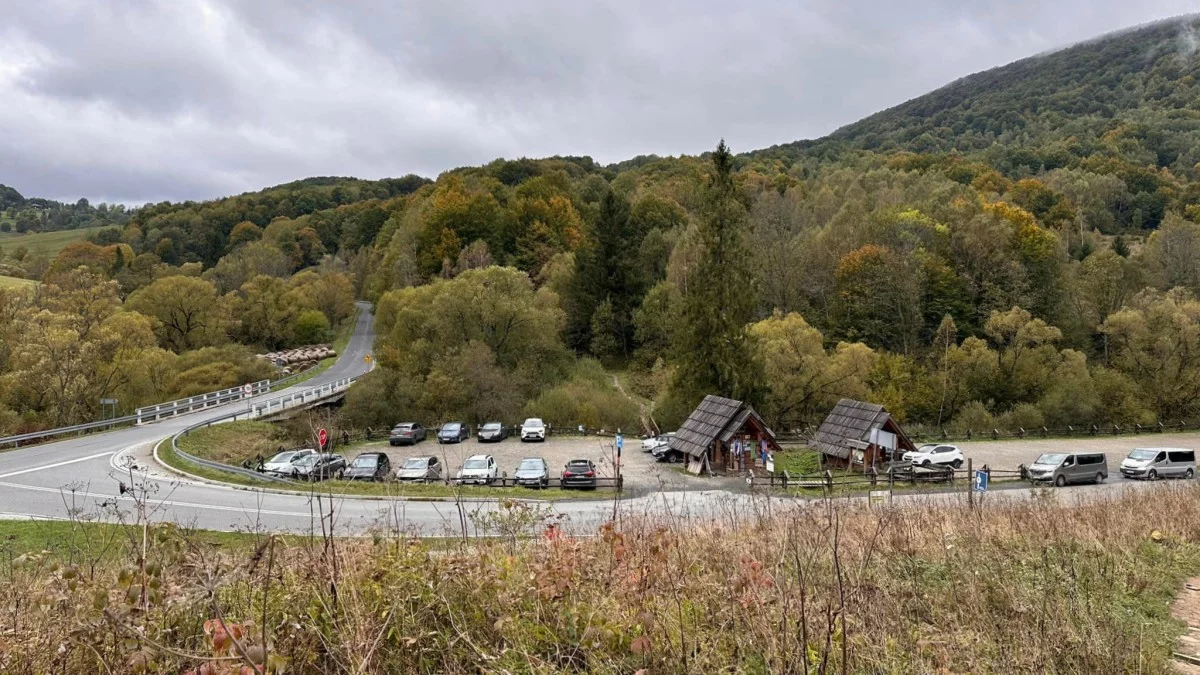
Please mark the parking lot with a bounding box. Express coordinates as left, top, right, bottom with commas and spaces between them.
343, 433, 717, 493
955, 430, 1200, 471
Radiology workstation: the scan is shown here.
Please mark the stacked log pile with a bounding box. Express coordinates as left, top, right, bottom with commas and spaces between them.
258, 344, 337, 374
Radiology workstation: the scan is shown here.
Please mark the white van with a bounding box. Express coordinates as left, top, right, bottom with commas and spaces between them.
1119, 448, 1196, 480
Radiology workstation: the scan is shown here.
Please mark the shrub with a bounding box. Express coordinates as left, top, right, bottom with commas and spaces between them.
523, 358, 641, 432
998, 402, 1045, 432
948, 400, 997, 434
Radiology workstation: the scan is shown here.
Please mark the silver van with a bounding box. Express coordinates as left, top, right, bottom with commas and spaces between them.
1119, 448, 1196, 480
1027, 452, 1108, 487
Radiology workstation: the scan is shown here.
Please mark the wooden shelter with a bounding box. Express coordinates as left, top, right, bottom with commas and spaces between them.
669, 395, 781, 475
809, 398, 916, 470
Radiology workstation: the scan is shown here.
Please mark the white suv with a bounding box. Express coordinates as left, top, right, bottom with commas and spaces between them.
902, 444, 964, 468
521, 418, 546, 442
456, 454, 498, 485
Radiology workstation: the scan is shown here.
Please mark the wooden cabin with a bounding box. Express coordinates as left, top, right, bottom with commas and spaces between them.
809, 399, 916, 470
669, 395, 781, 475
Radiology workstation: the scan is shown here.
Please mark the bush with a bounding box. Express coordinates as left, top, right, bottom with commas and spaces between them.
997, 403, 1045, 432
523, 358, 641, 432
948, 400, 997, 434
293, 309, 330, 345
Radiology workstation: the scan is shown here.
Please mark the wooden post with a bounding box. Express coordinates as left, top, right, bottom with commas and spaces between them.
967, 457, 974, 510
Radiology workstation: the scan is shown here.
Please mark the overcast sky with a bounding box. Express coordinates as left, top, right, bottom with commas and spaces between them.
0, 1, 1196, 204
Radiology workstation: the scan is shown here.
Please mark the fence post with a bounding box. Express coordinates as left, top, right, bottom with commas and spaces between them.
868, 467, 877, 487
1157, 421, 1164, 433
1066, 425, 1073, 436
1112, 425, 1120, 435
966, 428, 972, 441
991, 428, 999, 440
824, 470, 833, 495
887, 467, 894, 489
782, 470, 789, 489
1090, 424, 1098, 436
967, 457, 974, 510
1041, 426, 1048, 438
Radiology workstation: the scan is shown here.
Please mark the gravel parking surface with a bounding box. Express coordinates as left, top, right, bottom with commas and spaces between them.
345, 434, 721, 494
955, 431, 1200, 471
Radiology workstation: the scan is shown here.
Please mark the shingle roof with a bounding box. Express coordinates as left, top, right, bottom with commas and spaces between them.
669, 395, 775, 459
809, 399, 894, 460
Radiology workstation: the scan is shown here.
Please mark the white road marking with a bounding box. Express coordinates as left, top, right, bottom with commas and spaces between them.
0, 479, 343, 518
0, 451, 116, 479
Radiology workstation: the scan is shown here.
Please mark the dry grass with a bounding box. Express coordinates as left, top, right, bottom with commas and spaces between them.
2, 485, 1199, 672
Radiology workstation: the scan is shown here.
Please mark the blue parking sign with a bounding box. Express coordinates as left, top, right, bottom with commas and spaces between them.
973, 470, 988, 492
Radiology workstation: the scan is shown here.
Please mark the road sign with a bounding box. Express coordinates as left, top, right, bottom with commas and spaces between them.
364, 354, 372, 363
869, 490, 890, 507
99, 398, 117, 405
242, 383, 253, 396
973, 470, 989, 492
317, 428, 328, 449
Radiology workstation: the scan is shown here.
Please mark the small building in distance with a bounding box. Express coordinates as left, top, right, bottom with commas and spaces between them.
809, 398, 916, 470
669, 395, 781, 475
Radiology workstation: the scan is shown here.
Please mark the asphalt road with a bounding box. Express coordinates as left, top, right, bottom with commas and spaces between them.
0, 301, 1190, 537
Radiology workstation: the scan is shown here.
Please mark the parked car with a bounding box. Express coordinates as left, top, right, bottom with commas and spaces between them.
289, 453, 347, 482
438, 422, 469, 444
395, 455, 442, 483
260, 448, 317, 477
456, 455, 498, 485
902, 444, 964, 468
343, 452, 391, 481
1120, 448, 1196, 480
513, 457, 549, 488
1027, 452, 1108, 487
389, 423, 426, 446
561, 459, 597, 489
477, 422, 508, 443
520, 418, 547, 442
652, 441, 685, 463
641, 433, 675, 453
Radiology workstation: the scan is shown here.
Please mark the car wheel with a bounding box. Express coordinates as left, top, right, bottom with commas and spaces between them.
951, 459, 963, 469
1054, 474, 1066, 488
1095, 472, 1104, 484
1148, 469, 1158, 481
922, 460, 931, 467
1186, 468, 1195, 480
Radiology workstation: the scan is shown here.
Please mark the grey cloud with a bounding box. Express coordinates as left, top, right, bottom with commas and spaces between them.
0, 0, 1196, 203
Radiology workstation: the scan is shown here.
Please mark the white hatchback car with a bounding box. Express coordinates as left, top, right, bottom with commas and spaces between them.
902, 444, 964, 468
520, 418, 547, 442
641, 433, 675, 453
456, 454, 499, 485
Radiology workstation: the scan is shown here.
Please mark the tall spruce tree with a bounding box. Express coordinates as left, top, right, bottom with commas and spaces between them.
565, 189, 640, 357
672, 140, 765, 405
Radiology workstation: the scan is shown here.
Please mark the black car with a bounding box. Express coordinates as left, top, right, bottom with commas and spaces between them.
289, 453, 347, 482
561, 459, 597, 489
343, 452, 391, 481
477, 422, 508, 443
389, 423, 426, 446
437, 422, 469, 443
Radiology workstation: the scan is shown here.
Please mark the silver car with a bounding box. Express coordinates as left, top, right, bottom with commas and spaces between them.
395, 456, 442, 483
1027, 452, 1107, 487
1120, 448, 1196, 480
260, 448, 317, 477
513, 457, 549, 488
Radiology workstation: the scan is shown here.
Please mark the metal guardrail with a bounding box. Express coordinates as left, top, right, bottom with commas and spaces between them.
135, 380, 271, 423
0, 363, 325, 449
169, 376, 361, 483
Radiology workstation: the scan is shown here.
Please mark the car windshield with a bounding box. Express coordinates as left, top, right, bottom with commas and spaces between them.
525, 419, 543, 427
402, 458, 427, 469
464, 459, 488, 469
1129, 449, 1157, 460
519, 459, 543, 470
483, 423, 502, 431
915, 444, 938, 453
443, 424, 460, 432
352, 455, 377, 468
1034, 453, 1066, 466
268, 452, 295, 463
294, 455, 317, 467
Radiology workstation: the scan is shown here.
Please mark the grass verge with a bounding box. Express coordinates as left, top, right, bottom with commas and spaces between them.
4, 482, 1200, 671
0, 519, 258, 558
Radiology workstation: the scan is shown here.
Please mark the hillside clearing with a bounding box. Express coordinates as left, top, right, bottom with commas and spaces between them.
0, 226, 111, 256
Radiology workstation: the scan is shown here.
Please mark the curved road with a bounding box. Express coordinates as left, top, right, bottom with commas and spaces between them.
0, 302, 1176, 536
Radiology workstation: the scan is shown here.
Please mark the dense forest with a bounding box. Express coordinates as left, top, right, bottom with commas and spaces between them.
6, 15, 1200, 437
0, 183, 131, 234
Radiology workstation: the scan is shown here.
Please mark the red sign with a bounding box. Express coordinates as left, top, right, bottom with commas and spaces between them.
317, 428, 328, 449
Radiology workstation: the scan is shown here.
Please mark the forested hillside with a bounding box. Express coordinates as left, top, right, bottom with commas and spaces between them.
7, 15, 1200, 438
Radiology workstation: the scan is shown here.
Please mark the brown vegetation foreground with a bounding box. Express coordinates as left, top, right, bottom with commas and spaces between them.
3, 485, 1200, 673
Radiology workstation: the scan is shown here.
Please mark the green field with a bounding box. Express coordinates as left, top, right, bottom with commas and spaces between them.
0, 274, 36, 289
0, 226, 111, 256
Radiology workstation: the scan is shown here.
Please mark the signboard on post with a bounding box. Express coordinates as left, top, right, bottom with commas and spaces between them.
242, 383, 254, 396
317, 428, 329, 449
973, 470, 989, 492
869, 490, 890, 508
